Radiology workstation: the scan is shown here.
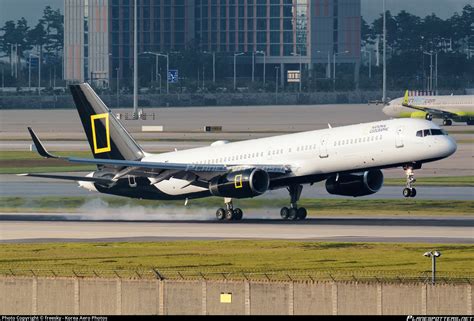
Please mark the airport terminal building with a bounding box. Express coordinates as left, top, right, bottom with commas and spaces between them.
64, 0, 361, 86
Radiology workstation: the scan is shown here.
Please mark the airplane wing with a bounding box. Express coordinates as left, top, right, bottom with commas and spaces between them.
23, 127, 291, 184
401, 90, 458, 118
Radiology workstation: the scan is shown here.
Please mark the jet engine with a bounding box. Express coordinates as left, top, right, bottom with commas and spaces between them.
325, 169, 384, 197
209, 168, 270, 198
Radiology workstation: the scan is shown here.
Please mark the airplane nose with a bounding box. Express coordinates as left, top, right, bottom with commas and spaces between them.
444, 136, 457, 157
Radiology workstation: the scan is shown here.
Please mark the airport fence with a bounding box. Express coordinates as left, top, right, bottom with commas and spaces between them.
0, 268, 472, 284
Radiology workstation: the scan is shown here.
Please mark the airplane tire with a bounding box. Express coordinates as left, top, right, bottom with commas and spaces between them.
402, 188, 412, 198
216, 208, 225, 220
225, 209, 234, 221
233, 208, 243, 220
425, 114, 433, 121
288, 208, 298, 220
443, 119, 452, 126
280, 207, 289, 220
410, 188, 417, 198
297, 207, 307, 220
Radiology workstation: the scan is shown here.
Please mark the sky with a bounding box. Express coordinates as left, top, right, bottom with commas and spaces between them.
0, 0, 471, 27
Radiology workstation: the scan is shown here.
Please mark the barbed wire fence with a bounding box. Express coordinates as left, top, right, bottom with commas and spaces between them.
0, 268, 472, 284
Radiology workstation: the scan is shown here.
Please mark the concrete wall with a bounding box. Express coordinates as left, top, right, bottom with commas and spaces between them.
0, 276, 471, 315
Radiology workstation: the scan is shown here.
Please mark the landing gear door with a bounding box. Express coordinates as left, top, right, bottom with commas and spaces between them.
396, 127, 404, 148
319, 135, 329, 158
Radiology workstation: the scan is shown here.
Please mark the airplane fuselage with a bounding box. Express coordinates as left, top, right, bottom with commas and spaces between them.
82, 118, 457, 200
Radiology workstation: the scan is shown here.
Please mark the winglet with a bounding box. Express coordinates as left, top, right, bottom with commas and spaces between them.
27, 127, 60, 159
402, 90, 409, 106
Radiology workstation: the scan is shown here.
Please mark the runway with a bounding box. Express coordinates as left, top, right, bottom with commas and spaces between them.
0, 213, 472, 244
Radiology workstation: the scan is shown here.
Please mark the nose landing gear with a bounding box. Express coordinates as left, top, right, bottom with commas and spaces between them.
402, 165, 417, 198
280, 184, 307, 220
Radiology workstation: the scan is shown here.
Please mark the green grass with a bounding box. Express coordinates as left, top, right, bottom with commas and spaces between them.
1, 196, 472, 216
0, 151, 93, 160
0, 166, 95, 174
0, 151, 95, 174
0, 241, 472, 280
384, 176, 474, 187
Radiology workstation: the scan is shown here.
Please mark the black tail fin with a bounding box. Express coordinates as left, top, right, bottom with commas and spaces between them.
69, 83, 144, 160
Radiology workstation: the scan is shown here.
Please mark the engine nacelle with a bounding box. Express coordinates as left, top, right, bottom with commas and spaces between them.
209, 168, 270, 198
325, 169, 384, 197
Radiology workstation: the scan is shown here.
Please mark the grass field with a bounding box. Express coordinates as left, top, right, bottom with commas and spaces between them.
0, 241, 472, 280
0, 151, 95, 174
1, 196, 472, 216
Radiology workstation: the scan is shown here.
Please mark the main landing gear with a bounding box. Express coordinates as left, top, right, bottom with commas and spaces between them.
402, 165, 418, 198
425, 114, 433, 121
280, 184, 307, 220
216, 198, 243, 221
443, 118, 453, 126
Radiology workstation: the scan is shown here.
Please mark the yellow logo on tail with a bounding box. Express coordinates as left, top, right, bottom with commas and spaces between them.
90, 113, 111, 154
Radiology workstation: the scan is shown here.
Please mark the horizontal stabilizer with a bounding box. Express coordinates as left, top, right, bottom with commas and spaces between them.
27, 127, 60, 159
17, 173, 113, 184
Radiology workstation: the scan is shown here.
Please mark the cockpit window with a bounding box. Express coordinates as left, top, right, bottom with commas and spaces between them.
416, 129, 448, 137
431, 129, 447, 136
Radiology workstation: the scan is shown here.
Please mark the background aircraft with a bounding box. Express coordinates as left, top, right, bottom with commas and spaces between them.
383, 91, 474, 126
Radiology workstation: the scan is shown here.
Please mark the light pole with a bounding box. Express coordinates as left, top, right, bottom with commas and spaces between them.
423, 51, 433, 92
275, 66, 280, 104
291, 51, 302, 92
424, 250, 441, 285
316, 50, 331, 79
116, 67, 120, 108
255, 50, 266, 85
423, 51, 437, 94
233, 52, 244, 91
144, 51, 169, 94
28, 54, 32, 90
252, 51, 255, 82
133, 0, 138, 118
203, 51, 215, 83
382, 0, 387, 103
333, 51, 349, 91
361, 48, 372, 78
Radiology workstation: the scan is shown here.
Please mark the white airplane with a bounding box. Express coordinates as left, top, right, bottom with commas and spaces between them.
383, 91, 474, 126
22, 84, 457, 221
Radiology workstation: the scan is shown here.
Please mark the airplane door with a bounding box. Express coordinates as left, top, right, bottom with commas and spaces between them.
395, 127, 404, 148
319, 135, 329, 158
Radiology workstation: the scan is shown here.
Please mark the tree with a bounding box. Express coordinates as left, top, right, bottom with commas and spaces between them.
42, 6, 64, 55
0, 18, 31, 58
27, 20, 47, 54
393, 10, 422, 53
